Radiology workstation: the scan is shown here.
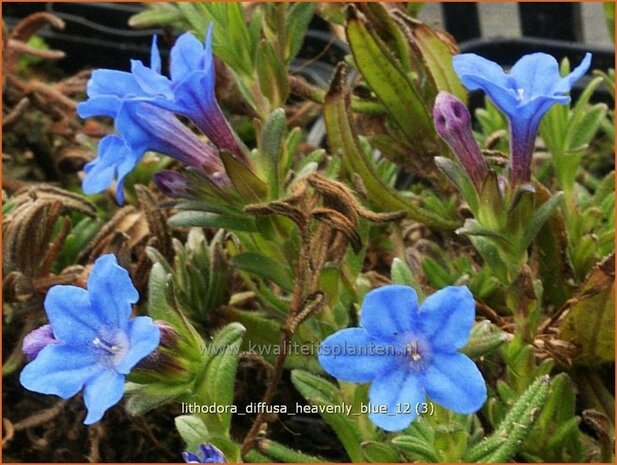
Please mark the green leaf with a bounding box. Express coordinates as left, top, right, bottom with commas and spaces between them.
532, 182, 575, 308
361, 441, 401, 463
391, 434, 440, 462
406, 20, 467, 102
560, 254, 615, 365
465, 376, 551, 462
291, 370, 364, 462
286, 3, 316, 62
232, 252, 294, 292
345, 6, 433, 142
257, 439, 325, 462
169, 211, 257, 232
125, 382, 191, 416
220, 151, 268, 202
258, 108, 287, 198
129, 4, 184, 28
435, 157, 479, 214
323, 64, 458, 229
516, 191, 564, 256
390, 257, 422, 296
256, 40, 290, 109
175, 415, 210, 452
461, 321, 508, 359
194, 323, 246, 433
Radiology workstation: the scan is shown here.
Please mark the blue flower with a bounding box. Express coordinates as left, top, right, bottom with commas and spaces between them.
183, 444, 227, 463
453, 52, 591, 183
20, 254, 160, 424
78, 25, 246, 161
81, 101, 227, 204
318, 284, 486, 431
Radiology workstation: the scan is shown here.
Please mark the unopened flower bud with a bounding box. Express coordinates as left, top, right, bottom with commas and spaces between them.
433, 92, 488, 190
155, 320, 180, 348
154, 171, 189, 199
22, 324, 58, 361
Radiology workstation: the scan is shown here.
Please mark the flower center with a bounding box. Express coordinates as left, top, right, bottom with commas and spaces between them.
516, 88, 525, 101
92, 328, 129, 367
92, 337, 123, 354
401, 335, 432, 371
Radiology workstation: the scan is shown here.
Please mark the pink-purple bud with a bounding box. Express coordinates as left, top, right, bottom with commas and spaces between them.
22, 324, 58, 361
433, 92, 488, 190
155, 320, 180, 348
154, 171, 190, 199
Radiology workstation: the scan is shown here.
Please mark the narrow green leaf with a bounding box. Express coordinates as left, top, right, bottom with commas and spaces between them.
286, 3, 316, 62
516, 192, 564, 256
125, 382, 191, 416
406, 20, 467, 102
175, 415, 210, 452
345, 6, 433, 141
220, 151, 268, 202
169, 211, 257, 232
258, 439, 325, 463
361, 441, 401, 463
291, 370, 364, 462
232, 252, 294, 292
391, 435, 440, 462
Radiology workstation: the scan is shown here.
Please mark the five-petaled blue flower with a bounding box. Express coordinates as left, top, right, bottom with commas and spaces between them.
78, 25, 244, 204
183, 444, 227, 463
318, 284, 486, 431
453, 52, 591, 183
20, 254, 160, 424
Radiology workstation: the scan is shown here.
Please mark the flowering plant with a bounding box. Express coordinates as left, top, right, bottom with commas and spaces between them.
4, 3, 613, 463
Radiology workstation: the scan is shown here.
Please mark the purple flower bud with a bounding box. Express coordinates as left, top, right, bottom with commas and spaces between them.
155, 320, 180, 348
433, 92, 488, 190
22, 324, 58, 361
154, 171, 190, 199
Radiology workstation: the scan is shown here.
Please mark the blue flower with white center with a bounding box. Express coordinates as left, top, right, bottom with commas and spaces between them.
183, 444, 227, 463
20, 254, 160, 425
452, 52, 591, 183
318, 284, 486, 432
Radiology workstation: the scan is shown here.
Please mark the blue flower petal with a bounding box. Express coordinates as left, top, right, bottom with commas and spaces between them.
82, 135, 137, 199
556, 52, 592, 94
86, 69, 143, 98
318, 328, 397, 383
452, 53, 520, 116
183, 452, 201, 463
170, 31, 209, 82
44, 285, 99, 344
150, 35, 162, 74
130, 59, 173, 99
420, 286, 475, 351
87, 255, 138, 331
83, 369, 125, 424
77, 96, 122, 119
20, 344, 101, 398
509, 53, 562, 98
360, 285, 419, 342
423, 352, 487, 414
115, 317, 161, 374
368, 366, 425, 431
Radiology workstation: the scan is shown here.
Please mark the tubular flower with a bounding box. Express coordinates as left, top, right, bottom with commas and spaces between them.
20, 254, 160, 424
453, 52, 591, 183
318, 284, 486, 431
78, 25, 246, 158
183, 444, 227, 463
